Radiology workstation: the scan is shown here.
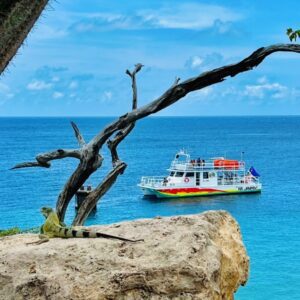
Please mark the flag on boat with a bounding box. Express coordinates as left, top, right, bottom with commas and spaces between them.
249, 166, 260, 177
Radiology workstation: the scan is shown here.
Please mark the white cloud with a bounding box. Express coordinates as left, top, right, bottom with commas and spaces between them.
52, 76, 60, 82
0, 83, 14, 104
186, 86, 214, 102
0, 83, 10, 93
32, 24, 67, 40
27, 80, 52, 91
104, 91, 112, 99
244, 82, 288, 99
185, 52, 224, 71
70, 3, 242, 32
257, 76, 268, 84
140, 4, 241, 30
190, 56, 203, 68
69, 81, 78, 89
221, 77, 298, 102
101, 91, 113, 102
53, 92, 64, 99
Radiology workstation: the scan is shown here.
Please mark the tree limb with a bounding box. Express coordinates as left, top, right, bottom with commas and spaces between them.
91, 43, 300, 149
71, 121, 86, 147
56, 151, 103, 221
107, 64, 143, 164
74, 64, 143, 224
73, 161, 127, 226
11, 149, 82, 170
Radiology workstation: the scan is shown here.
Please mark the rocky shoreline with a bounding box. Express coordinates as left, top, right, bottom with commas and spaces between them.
0, 211, 249, 299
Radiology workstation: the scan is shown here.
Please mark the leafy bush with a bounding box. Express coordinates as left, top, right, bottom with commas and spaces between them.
0, 227, 21, 237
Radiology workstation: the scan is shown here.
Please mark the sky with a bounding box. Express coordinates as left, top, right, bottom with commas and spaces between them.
0, 0, 300, 116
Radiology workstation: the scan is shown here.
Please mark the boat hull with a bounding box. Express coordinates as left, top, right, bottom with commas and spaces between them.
140, 186, 261, 198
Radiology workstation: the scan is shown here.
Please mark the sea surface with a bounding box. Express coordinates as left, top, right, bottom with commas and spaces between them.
0, 116, 299, 299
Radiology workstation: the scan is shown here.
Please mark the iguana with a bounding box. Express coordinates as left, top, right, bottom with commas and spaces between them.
29, 207, 143, 245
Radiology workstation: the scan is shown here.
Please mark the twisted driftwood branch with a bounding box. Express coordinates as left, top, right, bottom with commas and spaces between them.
73, 64, 143, 225
11, 149, 81, 169
72, 162, 127, 226
107, 63, 143, 164
71, 121, 86, 147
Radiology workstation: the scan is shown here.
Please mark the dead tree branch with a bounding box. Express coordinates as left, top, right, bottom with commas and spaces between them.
73, 162, 127, 226
11, 149, 82, 169
90, 44, 300, 150
73, 64, 143, 225
71, 121, 86, 147
107, 63, 143, 164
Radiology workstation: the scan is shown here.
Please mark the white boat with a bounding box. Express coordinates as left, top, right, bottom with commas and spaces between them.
138, 150, 262, 198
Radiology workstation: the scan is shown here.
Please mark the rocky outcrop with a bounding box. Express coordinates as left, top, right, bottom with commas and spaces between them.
0, 211, 249, 299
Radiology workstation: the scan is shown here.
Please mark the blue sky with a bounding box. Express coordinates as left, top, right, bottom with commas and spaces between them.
0, 0, 300, 116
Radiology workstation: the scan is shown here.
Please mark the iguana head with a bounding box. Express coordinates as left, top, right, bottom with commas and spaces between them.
41, 207, 54, 218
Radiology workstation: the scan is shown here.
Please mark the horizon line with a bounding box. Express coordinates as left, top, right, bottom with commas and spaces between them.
0, 114, 300, 118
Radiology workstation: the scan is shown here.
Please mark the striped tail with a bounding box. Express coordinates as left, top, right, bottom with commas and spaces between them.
56, 227, 143, 242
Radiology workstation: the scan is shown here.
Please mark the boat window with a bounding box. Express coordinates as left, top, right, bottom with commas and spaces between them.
170, 171, 175, 176
186, 172, 195, 177
203, 172, 209, 179
175, 172, 184, 177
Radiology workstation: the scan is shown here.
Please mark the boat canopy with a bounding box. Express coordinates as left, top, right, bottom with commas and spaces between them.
214, 159, 240, 170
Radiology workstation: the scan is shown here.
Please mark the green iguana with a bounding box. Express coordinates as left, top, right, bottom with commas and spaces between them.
29, 207, 143, 245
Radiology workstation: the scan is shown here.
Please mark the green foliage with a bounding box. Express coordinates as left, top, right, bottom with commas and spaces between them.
0, 227, 21, 237
286, 28, 300, 42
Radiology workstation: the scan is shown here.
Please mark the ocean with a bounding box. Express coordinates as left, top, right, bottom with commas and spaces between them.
0, 116, 299, 299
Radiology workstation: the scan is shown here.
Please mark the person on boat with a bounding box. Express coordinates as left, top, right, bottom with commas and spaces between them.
163, 177, 168, 186
197, 158, 201, 166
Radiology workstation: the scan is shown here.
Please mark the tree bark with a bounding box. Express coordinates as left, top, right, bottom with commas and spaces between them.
0, 0, 49, 74
72, 162, 127, 226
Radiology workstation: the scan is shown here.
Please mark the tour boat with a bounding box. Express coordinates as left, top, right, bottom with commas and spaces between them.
138, 150, 262, 198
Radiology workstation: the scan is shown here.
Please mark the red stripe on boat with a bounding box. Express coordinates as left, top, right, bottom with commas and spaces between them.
158, 188, 222, 194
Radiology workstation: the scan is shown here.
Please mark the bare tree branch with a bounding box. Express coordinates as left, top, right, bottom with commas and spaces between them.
172, 77, 181, 87
73, 64, 143, 224
107, 64, 143, 164
56, 151, 104, 221
125, 63, 143, 110
71, 121, 86, 147
11, 149, 82, 170
91, 44, 300, 149
72, 162, 127, 226
107, 124, 135, 165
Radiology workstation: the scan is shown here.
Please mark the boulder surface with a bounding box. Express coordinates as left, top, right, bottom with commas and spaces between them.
0, 211, 249, 299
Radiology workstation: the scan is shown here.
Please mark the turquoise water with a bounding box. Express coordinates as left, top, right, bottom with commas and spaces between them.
0, 116, 299, 299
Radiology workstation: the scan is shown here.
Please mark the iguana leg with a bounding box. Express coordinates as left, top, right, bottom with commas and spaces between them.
26, 234, 49, 245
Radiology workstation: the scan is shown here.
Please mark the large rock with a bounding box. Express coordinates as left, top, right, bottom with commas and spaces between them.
0, 211, 249, 299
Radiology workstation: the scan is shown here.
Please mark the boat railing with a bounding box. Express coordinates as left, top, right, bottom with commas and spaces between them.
218, 176, 259, 185
170, 161, 245, 171
140, 176, 165, 187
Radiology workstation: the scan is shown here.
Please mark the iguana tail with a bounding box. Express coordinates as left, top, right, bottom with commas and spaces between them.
56, 227, 143, 242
